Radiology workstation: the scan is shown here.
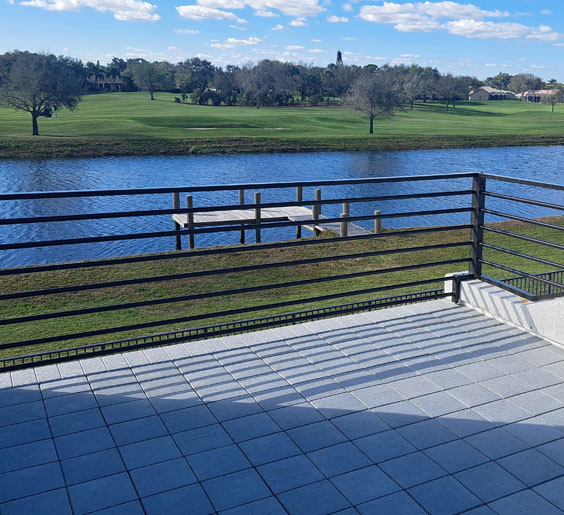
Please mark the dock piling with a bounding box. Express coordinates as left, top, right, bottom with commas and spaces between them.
186, 195, 195, 249
313, 189, 321, 237
172, 192, 182, 251
254, 192, 261, 243
374, 210, 382, 234
296, 186, 303, 239
239, 189, 245, 244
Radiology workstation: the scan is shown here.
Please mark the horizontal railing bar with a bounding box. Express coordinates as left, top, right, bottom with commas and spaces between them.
482, 209, 564, 232
0, 217, 472, 251
0, 194, 473, 226
0, 290, 451, 369
480, 259, 564, 290
484, 192, 564, 212
482, 173, 564, 192
0, 241, 472, 301
0, 225, 472, 276
480, 243, 564, 269
0, 258, 470, 326
482, 226, 564, 251
0, 173, 478, 200
0, 276, 456, 350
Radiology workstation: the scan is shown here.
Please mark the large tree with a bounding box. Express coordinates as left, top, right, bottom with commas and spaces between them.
0, 51, 84, 136
347, 67, 403, 134
508, 73, 544, 94
126, 60, 173, 100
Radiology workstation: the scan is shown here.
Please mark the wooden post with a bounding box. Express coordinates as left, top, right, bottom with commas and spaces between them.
186, 195, 195, 249
313, 188, 321, 237
254, 192, 261, 243
172, 192, 182, 251
373, 210, 382, 234
239, 189, 245, 245
340, 213, 348, 238
296, 186, 303, 239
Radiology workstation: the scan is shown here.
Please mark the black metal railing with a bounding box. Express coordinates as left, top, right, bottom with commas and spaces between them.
0, 172, 562, 370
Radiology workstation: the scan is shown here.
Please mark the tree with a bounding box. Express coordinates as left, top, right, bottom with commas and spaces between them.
542, 86, 564, 112
126, 60, 173, 100
336, 51, 343, 66
347, 67, 403, 134
0, 51, 84, 136
238, 60, 289, 108
508, 73, 544, 94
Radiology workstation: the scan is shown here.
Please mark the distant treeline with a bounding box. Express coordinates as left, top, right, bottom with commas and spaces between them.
79, 54, 560, 108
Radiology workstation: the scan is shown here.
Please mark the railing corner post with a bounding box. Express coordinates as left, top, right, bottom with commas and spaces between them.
470, 174, 486, 279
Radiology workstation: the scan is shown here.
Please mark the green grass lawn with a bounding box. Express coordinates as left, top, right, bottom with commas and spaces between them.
2, 93, 564, 158
1, 216, 562, 364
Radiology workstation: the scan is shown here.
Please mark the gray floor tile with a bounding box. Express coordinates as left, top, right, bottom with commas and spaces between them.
220, 497, 286, 514
504, 417, 563, 446
44, 391, 98, 417
101, 398, 156, 425
312, 392, 367, 418
465, 427, 529, 460
354, 430, 416, 463
239, 432, 301, 466
481, 375, 534, 398
0, 488, 72, 515
509, 390, 563, 416
331, 465, 400, 505
55, 426, 115, 460
142, 484, 214, 515
257, 454, 323, 493
268, 401, 324, 430
437, 408, 495, 438
424, 439, 489, 474
48, 408, 105, 437
408, 476, 481, 514
208, 395, 263, 421
0, 439, 57, 474
537, 438, 564, 467
61, 447, 124, 485
0, 462, 65, 503
373, 400, 429, 428
380, 451, 447, 488
93, 501, 145, 514
287, 420, 347, 452
455, 462, 526, 502
449, 383, 501, 407
277, 479, 350, 515
473, 399, 532, 425
489, 489, 564, 515
0, 384, 41, 407
187, 444, 251, 481
391, 376, 441, 399
202, 468, 271, 512
357, 490, 426, 514
68, 473, 137, 514
412, 391, 467, 417
352, 384, 405, 408
119, 435, 181, 469
0, 419, 51, 449
497, 448, 564, 487
110, 415, 168, 446
223, 411, 281, 442
534, 476, 564, 511
308, 442, 372, 477
0, 400, 46, 427
331, 409, 389, 439
397, 418, 457, 450
173, 424, 232, 456
131, 458, 197, 497
160, 404, 216, 433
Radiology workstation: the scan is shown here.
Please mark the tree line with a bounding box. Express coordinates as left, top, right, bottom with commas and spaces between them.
1, 50, 563, 136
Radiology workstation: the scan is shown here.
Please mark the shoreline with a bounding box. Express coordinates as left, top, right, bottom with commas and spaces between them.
2, 133, 564, 159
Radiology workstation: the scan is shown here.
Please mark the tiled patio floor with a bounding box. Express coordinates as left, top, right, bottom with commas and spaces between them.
2, 300, 564, 514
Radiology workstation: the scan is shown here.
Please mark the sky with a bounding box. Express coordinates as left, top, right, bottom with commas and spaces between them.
1, 0, 564, 79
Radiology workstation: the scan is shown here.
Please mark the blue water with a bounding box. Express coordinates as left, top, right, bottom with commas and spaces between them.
1, 146, 563, 267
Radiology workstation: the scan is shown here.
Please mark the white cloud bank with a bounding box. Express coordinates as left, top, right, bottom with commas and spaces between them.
359, 1, 562, 42
20, 0, 159, 20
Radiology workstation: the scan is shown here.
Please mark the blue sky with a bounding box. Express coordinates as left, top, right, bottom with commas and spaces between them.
2, 0, 564, 79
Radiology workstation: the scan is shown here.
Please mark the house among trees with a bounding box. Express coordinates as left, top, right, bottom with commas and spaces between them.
468, 86, 516, 101
86, 73, 123, 92
516, 89, 558, 102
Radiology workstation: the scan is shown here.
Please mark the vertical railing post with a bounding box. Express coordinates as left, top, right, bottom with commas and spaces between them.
239, 189, 245, 245
296, 186, 303, 239
470, 174, 486, 278
254, 192, 261, 243
186, 195, 195, 249
172, 192, 182, 251
341, 202, 349, 238
373, 210, 382, 234
313, 189, 321, 237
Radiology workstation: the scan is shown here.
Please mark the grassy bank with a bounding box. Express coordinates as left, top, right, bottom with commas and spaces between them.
2, 93, 564, 158
1, 216, 563, 361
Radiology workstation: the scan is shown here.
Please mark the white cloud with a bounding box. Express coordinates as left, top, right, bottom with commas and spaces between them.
358, 1, 562, 42
286, 44, 304, 49
272, 23, 284, 30
176, 4, 246, 22
174, 28, 200, 33
342, 2, 352, 11
185, 0, 323, 18
168, 46, 181, 50
531, 64, 545, 69
341, 36, 357, 40
310, 38, 321, 41
327, 15, 348, 22
20, 0, 159, 21
229, 23, 246, 29
210, 35, 262, 48
540, 9, 552, 15
309, 48, 325, 52
400, 53, 421, 57
254, 9, 277, 16
290, 16, 307, 26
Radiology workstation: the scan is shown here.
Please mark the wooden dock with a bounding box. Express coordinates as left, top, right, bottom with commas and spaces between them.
173, 206, 372, 237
